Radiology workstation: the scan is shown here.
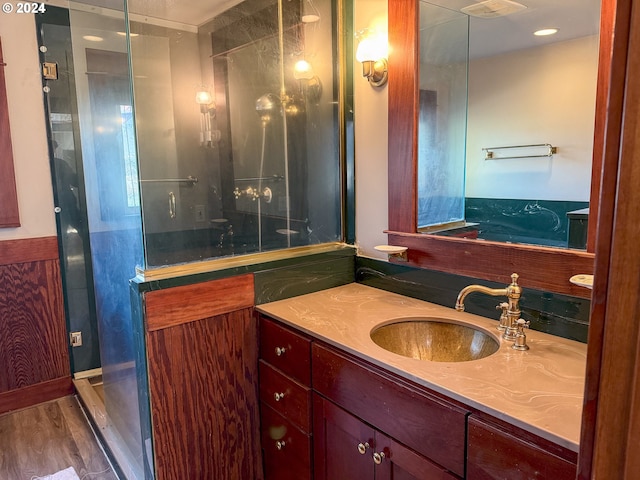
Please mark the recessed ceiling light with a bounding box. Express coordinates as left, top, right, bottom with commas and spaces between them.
534, 28, 558, 37
83, 35, 104, 42
116, 31, 139, 37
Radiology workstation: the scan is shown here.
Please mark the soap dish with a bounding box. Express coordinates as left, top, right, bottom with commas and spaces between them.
374, 245, 408, 261
570, 274, 594, 289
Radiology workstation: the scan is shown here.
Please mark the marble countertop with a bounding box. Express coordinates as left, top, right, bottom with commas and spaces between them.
256, 283, 587, 452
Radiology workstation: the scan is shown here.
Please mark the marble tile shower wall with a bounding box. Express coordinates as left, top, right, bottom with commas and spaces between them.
355, 257, 590, 343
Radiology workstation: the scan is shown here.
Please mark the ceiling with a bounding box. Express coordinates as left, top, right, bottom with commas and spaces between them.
421, 0, 601, 59
47, 0, 601, 58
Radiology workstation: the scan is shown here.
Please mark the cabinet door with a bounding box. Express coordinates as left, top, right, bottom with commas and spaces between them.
375, 431, 459, 480
467, 416, 576, 480
314, 394, 376, 479
261, 403, 312, 480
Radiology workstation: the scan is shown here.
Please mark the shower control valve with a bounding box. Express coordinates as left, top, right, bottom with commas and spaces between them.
233, 186, 272, 203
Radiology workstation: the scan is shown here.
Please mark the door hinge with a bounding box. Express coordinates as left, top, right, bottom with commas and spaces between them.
42, 61, 58, 80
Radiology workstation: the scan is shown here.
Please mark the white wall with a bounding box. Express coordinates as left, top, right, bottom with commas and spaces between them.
466, 36, 599, 201
0, 15, 57, 241
353, 0, 388, 259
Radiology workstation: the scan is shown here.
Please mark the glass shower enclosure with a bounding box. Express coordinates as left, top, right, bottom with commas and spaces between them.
54, 0, 345, 477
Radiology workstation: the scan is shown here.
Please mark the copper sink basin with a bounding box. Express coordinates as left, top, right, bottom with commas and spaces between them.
370, 318, 500, 362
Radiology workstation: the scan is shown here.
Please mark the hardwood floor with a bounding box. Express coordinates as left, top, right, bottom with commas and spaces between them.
0, 396, 118, 479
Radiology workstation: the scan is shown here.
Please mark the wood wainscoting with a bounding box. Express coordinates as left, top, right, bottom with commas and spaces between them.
0, 237, 72, 414
144, 274, 263, 480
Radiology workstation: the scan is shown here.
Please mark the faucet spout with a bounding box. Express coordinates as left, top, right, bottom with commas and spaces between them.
454, 273, 522, 341
455, 285, 508, 312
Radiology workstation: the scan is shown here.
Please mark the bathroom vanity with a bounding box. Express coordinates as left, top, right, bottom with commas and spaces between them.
257, 283, 585, 479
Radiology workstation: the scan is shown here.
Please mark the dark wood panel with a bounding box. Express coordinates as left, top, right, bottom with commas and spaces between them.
0, 36, 20, 228
583, 1, 640, 478
387, 0, 418, 232
467, 416, 576, 480
578, 0, 631, 478
259, 360, 312, 432
146, 307, 263, 480
587, 0, 617, 252
259, 315, 311, 385
387, 231, 594, 299
0, 396, 117, 479
0, 377, 73, 416
261, 403, 311, 480
0, 237, 60, 266
312, 343, 468, 477
0, 259, 69, 394
145, 274, 254, 331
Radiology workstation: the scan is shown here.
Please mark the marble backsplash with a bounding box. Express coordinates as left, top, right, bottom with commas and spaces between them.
355, 257, 590, 343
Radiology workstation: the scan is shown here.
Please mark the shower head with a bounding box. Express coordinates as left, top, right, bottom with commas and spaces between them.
255, 93, 280, 124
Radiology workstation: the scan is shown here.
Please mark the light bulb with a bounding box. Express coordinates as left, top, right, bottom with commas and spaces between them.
195, 90, 212, 105
294, 60, 314, 80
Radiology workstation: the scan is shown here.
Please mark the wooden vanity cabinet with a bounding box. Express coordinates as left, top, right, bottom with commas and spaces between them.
258, 314, 577, 480
312, 342, 468, 478
467, 415, 577, 479
258, 315, 313, 479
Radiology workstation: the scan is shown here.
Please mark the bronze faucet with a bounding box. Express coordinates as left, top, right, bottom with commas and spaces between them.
455, 273, 522, 341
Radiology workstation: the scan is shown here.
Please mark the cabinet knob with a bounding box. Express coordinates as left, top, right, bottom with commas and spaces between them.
276, 440, 286, 450
357, 442, 370, 455
274, 392, 285, 402
275, 346, 286, 356
373, 451, 386, 465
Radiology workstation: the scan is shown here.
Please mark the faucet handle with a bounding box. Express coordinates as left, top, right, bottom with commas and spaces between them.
496, 303, 509, 332
510, 273, 519, 285
512, 319, 530, 351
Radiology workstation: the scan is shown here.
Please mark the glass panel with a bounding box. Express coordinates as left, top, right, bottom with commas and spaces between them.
40, 18, 101, 374
417, 1, 468, 230
68, 3, 146, 477
127, 0, 342, 268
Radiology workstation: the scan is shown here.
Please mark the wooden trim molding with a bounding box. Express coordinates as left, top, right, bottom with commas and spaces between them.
144, 274, 255, 331
388, 231, 594, 298
0, 36, 20, 228
0, 236, 60, 266
0, 377, 73, 416
580, 0, 640, 477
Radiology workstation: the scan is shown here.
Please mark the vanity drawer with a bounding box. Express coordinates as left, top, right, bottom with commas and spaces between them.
312, 342, 468, 477
260, 316, 311, 385
261, 403, 312, 480
259, 360, 312, 432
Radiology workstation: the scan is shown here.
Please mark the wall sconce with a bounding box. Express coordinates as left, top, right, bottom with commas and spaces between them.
195, 88, 218, 147
355, 30, 388, 87
294, 60, 322, 103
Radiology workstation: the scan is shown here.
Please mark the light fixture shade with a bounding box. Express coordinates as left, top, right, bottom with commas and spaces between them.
356, 38, 376, 62
355, 32, 388, 61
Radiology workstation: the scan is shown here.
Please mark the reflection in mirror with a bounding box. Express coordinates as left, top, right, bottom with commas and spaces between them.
126, 0, 342, 268
418, 0, 601, 249
417, 3, 468, 232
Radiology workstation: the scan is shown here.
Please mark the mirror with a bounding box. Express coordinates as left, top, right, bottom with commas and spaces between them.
417, 0, 600, 250
386, 0, 609, 297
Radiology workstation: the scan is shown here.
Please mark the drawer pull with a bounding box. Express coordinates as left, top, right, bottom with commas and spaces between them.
357, 442, 370, 455
275, 346, 286, 356
276, 440, 286, 450
373, 451, 386, 465
274, 392, 285, 402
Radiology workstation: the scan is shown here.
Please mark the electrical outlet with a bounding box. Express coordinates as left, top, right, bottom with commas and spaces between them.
195, 205, 206, 222
70, 331, 82, 347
